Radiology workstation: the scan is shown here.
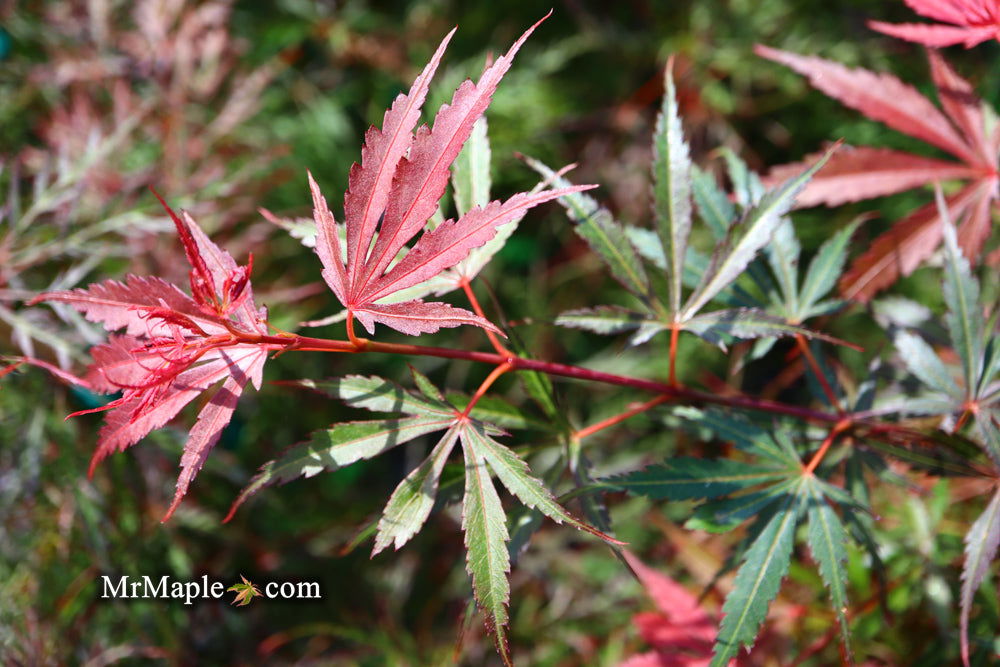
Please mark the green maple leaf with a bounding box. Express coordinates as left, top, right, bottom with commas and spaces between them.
228, 575, 261, 607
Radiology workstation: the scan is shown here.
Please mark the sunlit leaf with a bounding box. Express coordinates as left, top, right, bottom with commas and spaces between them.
373, 426, 461, 554
651, 61, 693, 314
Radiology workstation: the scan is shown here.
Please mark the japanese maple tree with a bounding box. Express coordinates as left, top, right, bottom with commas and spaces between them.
19, 9, 1000, 667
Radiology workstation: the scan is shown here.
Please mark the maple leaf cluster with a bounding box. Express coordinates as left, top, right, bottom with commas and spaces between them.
31, 14, 582, 522
33, 195, 270, 521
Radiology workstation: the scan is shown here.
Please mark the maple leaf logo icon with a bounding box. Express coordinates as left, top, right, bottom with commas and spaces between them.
227, 575, 261, 606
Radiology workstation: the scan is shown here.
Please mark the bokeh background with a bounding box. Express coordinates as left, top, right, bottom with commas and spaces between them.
1, 0, 996, 664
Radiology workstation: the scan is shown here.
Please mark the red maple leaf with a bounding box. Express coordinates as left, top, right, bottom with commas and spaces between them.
618, 551, 723, 667
308, 13, 593, 336
32, 192, 270, 521
869, 0, 1000, 48
757, 46, 999, 301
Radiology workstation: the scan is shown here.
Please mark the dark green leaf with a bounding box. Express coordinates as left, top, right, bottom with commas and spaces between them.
682, 146, 835, 320
691, 165, 734, 240
686, 481, 795, 533
805, 479, 852, 657
677, 408, 801, 467
711, 486, 803, 666
720, 147, 764, 207
765, 218, 800, 314
603, 458, 787, 500
797, 218, 861, 316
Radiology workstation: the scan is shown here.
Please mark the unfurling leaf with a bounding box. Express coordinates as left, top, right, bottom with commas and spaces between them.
33, 195, 269, 522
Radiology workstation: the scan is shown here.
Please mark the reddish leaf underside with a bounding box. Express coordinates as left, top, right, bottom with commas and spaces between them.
757, 45, 999, 301
766, 145, 977, 207
868, 0, 1000, 48
755, 44, 976, 163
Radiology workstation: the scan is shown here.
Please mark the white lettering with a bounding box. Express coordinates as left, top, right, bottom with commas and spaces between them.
101, 575, 127, 598
143, 575, 168, 598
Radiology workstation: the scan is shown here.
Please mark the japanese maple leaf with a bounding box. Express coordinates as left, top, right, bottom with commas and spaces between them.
309, 13, 592, 336
757, 46, 999, 301
618, 551, 725, 667
869, 0, 1000, 48
32, 192, 270, 521
228, 575, 262, 606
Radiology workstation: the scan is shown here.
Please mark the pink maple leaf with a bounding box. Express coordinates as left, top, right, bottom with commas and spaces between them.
869, 0, 1000, 48
308, 13, 594, 336
32, 191, 270, 521
756, 46, 999, 301
618, 551, 727, 667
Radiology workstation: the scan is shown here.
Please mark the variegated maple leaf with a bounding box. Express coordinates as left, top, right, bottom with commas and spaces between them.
308, 14, 592, 336
869, 0, 1000, 48
32, 192, 270, 521
757, 46, 999, 301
